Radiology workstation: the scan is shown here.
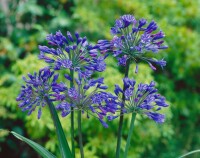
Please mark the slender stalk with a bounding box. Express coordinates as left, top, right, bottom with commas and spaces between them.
78, 111, 84, 158
178, 149, 200, 158
45, 96, 72, 158
123, 113, 137, 158
116, 59, 130, 158
70, 69, 75, 158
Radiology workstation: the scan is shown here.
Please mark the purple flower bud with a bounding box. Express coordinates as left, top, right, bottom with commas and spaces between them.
99, 119, 108, 128
62, 111, 71, 117
52, 74, 59, 83
138, 18, 147, 28
65, 46, 70, 53
152, 31, 165, 40
37, 108, 42, 119
67, 31, 73, 42
75, 32, 79, 39
125, 88, 133, 99
68, 88, 78, 99
118, 55, 127, 66
146, 112, 165, 123
107, 115, 118, 121
97, 85, 108, 90
114, 85, 123, 96
148, 62, 157, 70
64, 74, 72, 81
121, 14, 137, 28
132, 27, 138, 33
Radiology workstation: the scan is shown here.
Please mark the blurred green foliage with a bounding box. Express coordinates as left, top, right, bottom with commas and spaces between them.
0, 0, 200, 158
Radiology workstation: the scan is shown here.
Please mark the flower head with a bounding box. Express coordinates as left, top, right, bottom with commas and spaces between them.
39, 30, 107, 77
16, 67, 64, 119
98, 14, 168, 72
55, 73, 118, 127
109, 78, 169, 123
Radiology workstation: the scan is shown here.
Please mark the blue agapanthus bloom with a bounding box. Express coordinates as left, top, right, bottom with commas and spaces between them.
55, 72, 118, 127
16, 67, 65, 119
39, 31, 107, 77
98, 14, 168, 73
108, 78, 169, 123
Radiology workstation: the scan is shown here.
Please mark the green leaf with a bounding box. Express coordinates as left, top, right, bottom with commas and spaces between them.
11, 131, 56, 158
45, 97, 72, 158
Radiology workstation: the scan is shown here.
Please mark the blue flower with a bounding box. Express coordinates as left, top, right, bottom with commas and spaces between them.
16, 67, 64, 119
55, 72, 118, 127
145, 112, 165, 123
39, 30, 107, 76
109, 78, 169, 123
98, 14, 168, 72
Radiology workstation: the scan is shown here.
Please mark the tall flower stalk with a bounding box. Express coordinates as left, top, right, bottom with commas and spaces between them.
123, 112, 136, 158
98, 14, 168, 157
115, 59, 130, 158
70, 69, 75, 157
78, 110, 84, 158
38, 31, 108, 157
110, 78, 168, 157
55, 72, 118, 157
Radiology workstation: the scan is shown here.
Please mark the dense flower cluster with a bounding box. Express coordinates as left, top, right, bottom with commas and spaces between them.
98, 14, 168, 72
16, 14, 169, 127
16, 67, 64, 119
55, 73, 118, 127
39, 31, 107, 77
108, 78, 168, 123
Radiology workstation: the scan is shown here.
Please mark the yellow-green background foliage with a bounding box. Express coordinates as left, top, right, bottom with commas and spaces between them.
0, 0, 199, 157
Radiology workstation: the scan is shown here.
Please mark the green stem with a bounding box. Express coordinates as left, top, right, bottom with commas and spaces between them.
116, 59, 130, 158
178, 149, 200, 158
70, 70, 75, 158
78, 111, 84, 158
123, 113, 137, 158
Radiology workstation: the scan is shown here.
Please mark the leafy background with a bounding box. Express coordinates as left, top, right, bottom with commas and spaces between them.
0, 0, 200, 158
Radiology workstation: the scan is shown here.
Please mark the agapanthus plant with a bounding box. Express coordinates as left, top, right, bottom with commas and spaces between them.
16, 67, 74, 157
12, 14, 172, 158
39, 31, 107, 76
38, 30, 109, 157
98, 14, 168, 72
109, 78, 168, 123
16, 67, 62, 119
52, 72, 117, 157
107, 77, 169, 158
55, 72, 118, 128
97, 14, 169, 158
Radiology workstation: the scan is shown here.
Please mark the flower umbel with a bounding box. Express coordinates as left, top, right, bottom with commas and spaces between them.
55, 73, 118, 127
110, 78, 169, 123
98, 14, 168, 72
16, 67, 64, 119
39, 31, 107, 77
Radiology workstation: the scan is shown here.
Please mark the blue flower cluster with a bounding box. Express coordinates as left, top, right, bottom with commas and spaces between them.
109, 78, 168, 123
39, 31, 107, 77
16, 14, 169, 126
98, 14, 168, 73
55, 72, 118, 127
16, 67, 63, 119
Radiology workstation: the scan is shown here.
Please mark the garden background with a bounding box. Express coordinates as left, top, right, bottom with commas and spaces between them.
0, 0, 200, 157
